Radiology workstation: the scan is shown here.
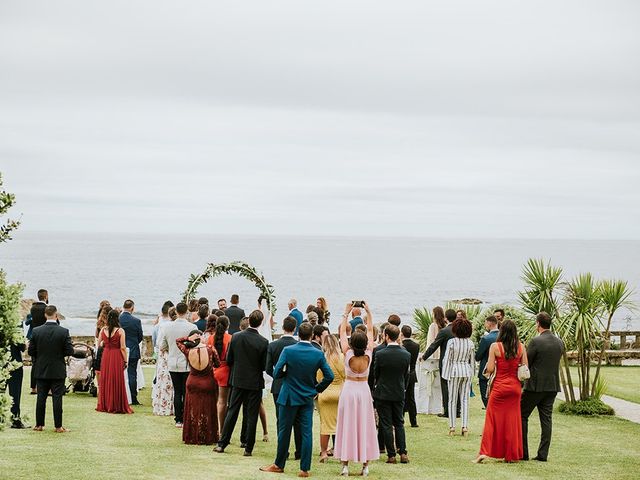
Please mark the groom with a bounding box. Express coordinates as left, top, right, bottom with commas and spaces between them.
260, 322, 334, 478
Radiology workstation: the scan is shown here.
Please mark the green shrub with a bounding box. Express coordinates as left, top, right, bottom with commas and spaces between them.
558, 398, 614, 416
471, 304, 535, 346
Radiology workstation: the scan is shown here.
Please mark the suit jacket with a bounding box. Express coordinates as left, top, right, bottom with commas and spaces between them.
289, 308, 304, 335
475, 329, 499, 378
368, 342, 387, 391
119, 311, 144, 359
30, 302, 47, 330
227, 328, 268, 390
373, 344, 411, 402
266, 335, 298, 395
225, 305, 246, 335
311, 340, 322, 351
274, 342, 334, 406
402, 338, 420, 382
28, 322, 74, 379
158, 318, 194, 372
422, 323, 453, 370
524, 330, 565, 393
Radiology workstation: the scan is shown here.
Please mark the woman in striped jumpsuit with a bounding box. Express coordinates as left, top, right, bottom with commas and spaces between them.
441, 318, 475, 436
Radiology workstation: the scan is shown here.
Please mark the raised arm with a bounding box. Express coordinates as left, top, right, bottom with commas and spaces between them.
363, 301, 374, 348
176, 336, 190, 356
339, 303, 353, 354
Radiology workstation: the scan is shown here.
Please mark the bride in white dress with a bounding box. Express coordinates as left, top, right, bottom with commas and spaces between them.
417, 307, 445, 415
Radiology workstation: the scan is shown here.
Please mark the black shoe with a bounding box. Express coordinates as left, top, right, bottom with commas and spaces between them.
240, 442, 247, 449
411, 424, 419, 428
132, 401, 142, 406
243, 450, 252, 457
437, 413, 447, 418
213, 446, 225, 453
532, 456, 547, 462
294, 454, 301, 460
11, 420, 29, 429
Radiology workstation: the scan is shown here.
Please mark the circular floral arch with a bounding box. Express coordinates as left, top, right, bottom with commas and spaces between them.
182, 261, 277, 317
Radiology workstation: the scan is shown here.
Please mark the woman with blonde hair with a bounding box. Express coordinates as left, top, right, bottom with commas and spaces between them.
318, 334, 345, 462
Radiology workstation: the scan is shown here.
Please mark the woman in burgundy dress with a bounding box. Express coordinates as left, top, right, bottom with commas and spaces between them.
475, 320, 528, 463
96, 310, 133, 414
207, 316, 232, 436
177, 330, 221, 445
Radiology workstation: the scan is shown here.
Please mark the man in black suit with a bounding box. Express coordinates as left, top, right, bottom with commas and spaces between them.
311, 324, 328, 350
215, 309, 269, 456
119, 299, 144, 405
8, 338, 28, 428
266, 316, 301, 458
225, 294, 245, 334
521, 312, 565, 462
401, 325, 420, 428
374, 324, 411, 464
28, 305, 74, 432
29, 289, 48, 394
421, 308, 458, 418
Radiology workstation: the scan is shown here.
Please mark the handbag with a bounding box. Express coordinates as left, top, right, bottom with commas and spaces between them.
483, 366, 496, 398
517, 342, 530, 381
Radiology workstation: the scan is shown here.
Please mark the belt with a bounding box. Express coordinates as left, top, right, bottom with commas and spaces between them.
346, 376, 368, 382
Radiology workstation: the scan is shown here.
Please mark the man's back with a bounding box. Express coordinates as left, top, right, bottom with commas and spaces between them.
266, 336, 298, 394
225, 305, 245, 334
275, 342, 333, 406
119, 312, 143, 358
525, 331, 564, 392
402, 338, 420, 373
160, 319, 193, 372
476, 330, 499, 375
28, 323, 74, 379
374, 345, 411, 402
228, 328, 268, 390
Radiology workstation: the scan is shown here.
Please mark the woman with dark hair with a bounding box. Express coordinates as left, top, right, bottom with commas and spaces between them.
441, 318, 474, 436
202, 314, 218, 343
475, 319, 528, 463
334, 302, 378, 477
317, 297, 330, 325
208, 316, 232, 436
96, 310, 132, 414
177, 330, 221, 444
188, 299, 199, 322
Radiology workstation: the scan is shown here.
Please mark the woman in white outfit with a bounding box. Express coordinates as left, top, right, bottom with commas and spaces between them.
417, 307, 446, 414
441, 318, 475, 436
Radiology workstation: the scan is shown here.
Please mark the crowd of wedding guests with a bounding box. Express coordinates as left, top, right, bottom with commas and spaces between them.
13, 288, 565, 477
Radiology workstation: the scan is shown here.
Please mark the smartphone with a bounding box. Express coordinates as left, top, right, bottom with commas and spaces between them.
352, 301, 365, 308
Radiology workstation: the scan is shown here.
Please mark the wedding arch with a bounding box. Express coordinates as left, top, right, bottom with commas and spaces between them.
182, 261, 277, 317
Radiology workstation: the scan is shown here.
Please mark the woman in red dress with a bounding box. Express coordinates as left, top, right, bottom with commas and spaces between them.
96, 310, 133, 414
177, 330, 221, 445
207, 316, 232, 436
475, 320, 528, 463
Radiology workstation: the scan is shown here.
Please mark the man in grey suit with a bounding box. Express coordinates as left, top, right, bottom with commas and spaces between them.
521, 311, 565, 462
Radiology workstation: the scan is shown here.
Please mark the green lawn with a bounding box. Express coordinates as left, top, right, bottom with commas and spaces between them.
568, 366, 640, 404
1, 367, 639, 480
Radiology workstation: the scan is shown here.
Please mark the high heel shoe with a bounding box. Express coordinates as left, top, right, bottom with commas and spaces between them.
448, 427, 456, 436
362, 465, 369, 477
473, 455, 488, 464
461, 428, 469, 437
340, 465, 349, 476
262, 434, 269, 442
319, 453, 329, 463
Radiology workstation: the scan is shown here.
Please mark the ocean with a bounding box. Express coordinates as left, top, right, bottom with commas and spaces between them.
1, 233, 638, 336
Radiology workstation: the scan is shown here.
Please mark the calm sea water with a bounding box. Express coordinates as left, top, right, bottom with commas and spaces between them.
1, 233, 638, 335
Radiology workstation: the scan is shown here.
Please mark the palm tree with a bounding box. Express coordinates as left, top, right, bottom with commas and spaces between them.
591, 280, 635, 397
518, 258, 575, 402
413, 307, 433, 350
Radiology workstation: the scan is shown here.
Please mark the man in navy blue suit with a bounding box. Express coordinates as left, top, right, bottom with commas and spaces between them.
475, 315, 500, 407
260, 322, 334, 477
119, 299, 144, 405
287, 299, 304, 336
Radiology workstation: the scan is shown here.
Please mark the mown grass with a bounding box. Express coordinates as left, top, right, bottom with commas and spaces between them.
568, 366, 640, 404
1, 367, 639, 480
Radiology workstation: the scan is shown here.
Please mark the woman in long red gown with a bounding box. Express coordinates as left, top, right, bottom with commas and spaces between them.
177, 330, 221, 445
96, 310, 133, 414
207, 316, 232, 436
475, 319, 528, 463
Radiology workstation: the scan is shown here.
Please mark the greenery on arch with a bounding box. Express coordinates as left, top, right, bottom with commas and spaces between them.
182, 261, 277, 317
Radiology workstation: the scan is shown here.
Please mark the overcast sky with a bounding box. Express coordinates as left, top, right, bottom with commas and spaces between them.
1, 0, 639, 238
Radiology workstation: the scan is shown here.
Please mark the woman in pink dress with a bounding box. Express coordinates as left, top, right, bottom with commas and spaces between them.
334, 302, 379, 477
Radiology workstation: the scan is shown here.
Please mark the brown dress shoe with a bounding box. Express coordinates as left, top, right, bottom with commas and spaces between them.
400, 454, 409, 464
298, 472, 310, 478
259, 464, 284, 473
55, 427, 70, 433
386, 456, 397, 464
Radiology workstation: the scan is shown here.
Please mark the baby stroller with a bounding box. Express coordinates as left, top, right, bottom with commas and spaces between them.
67, 343, 97, 397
